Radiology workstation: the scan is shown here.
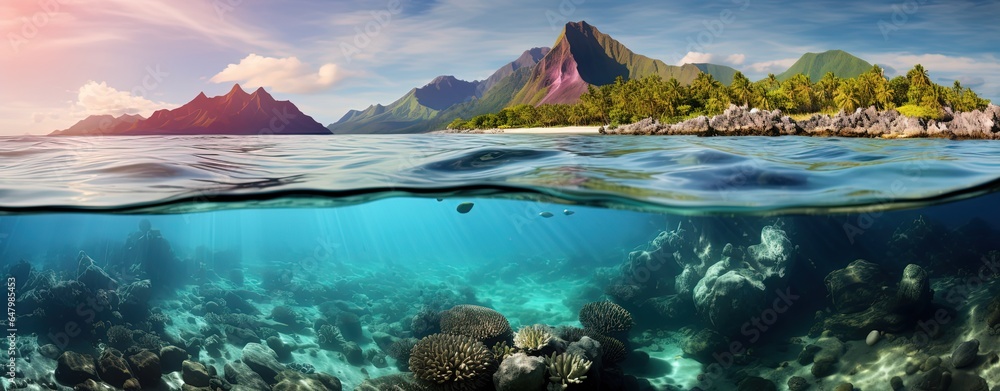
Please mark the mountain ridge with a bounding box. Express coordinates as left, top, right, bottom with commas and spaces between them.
50, 84, 330, 136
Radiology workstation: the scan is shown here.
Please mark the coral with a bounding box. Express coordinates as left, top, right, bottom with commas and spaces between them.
491, 342, 518, 360
270, 306, 301, 328
106, 325, 134, 350
555, 326, 586, 343
387, 338, 418, 361
440, 305, 512, 344
205, 312, 259, 330
578, 302, 633, 334
604, 283, 642, 304
317, 324, 347, 350
411, 307, 442, 338
513, 325, 553, 354
287, 362, 315, 374
409, 334, 496, 391
544, 352, 591, 389
588, 333, 627, 364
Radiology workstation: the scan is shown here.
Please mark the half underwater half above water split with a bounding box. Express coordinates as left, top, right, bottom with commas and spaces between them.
2, 193, 1000, 391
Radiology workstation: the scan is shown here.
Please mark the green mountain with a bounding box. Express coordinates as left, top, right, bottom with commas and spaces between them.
510, 21, 703, 105
329, 48, 549, 134
776, 50, 872, 82
693, 63, 739, 86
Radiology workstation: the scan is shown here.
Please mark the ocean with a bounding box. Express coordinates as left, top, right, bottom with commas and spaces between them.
2, 135, 999, 391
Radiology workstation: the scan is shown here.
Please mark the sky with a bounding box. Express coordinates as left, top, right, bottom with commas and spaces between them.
1, 0, 998, 135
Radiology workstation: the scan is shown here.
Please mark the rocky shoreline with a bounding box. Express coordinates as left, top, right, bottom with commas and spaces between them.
605, 104, 1000, 139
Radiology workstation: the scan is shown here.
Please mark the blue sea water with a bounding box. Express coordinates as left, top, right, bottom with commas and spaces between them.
1, 135, 999, 390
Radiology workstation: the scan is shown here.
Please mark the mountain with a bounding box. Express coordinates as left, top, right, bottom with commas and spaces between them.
777, 50, 873, 82
511, 21, 703, 105
693, 63, 740, 86
413, 76, 480, 110
329, 47, 550, 134
49, 114, 145, 136
476, 47, 550, 96
51, 85, 330, 136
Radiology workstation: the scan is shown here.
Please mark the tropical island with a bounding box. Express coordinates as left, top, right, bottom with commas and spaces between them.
46, 21, 999, 139
444, 65, 999, 139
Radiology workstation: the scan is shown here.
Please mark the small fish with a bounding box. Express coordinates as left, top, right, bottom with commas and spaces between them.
456, 202, 475, 214
436, 198, 443, 202
563, 209, 575, 216
539, 212, 554, 218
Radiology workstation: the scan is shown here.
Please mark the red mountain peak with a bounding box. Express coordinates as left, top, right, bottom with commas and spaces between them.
226, 83, 249, 97
248, 86, 276, 103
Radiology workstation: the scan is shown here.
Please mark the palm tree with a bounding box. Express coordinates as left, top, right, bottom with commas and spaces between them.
729, 72, 756, 107
835, 80, 861, 112
816, 72, 840, 109
766, 73, 780, 91
907, 64, 931, 88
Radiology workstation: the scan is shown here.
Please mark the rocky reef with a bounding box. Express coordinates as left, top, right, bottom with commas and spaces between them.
606, 104, 1000, 139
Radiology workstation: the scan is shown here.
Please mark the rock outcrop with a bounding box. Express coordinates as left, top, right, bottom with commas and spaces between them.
606, 104, 1000, 139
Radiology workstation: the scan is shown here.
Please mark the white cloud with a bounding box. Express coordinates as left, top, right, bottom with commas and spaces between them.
748, 58, 798, 74
725, 54, 746, 66
70, 81, 172, 117
866, 53, 1000, 100
210, 54, 340, 94
676, 52, 715, 66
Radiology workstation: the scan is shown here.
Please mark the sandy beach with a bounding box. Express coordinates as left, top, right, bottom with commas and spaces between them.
437, 126, 602, 134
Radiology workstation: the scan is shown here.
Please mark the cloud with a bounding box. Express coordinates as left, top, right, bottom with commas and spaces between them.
676, 52, 714, 65
70, 81, 172, 117
210, 54, 340, 94
748, 58, 798, 74
725, 54, 746, 66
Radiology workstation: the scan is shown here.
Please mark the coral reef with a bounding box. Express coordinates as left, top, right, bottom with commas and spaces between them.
514, 325, 554, 354
544, 352, 591, 390
439, 305, 513, 345
579, 302, 634, 334
409, 333, 497, 391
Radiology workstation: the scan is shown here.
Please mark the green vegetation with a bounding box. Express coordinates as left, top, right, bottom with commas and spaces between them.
895, 105, 943, 121
448, 64, 991, 130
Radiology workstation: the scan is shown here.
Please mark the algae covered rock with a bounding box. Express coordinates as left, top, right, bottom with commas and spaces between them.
181, 360, 210, 387
127, 350, 161, 387
897, 264, 933, 312
97, 349, 133, 388
242, 343, 286, 383
493, 353, 545, 391
951, 339, 979, 369
824, 259, 887, 314
55, 351, 100, 385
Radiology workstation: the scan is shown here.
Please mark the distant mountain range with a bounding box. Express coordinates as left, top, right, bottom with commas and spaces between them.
49, 21, 877, 136
51, 84, 330, 136
331, 21, 871, 134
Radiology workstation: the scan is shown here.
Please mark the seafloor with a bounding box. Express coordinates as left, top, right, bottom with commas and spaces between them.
2, 208, 1000, 391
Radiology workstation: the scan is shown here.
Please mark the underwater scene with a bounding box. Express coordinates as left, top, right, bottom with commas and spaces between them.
2, 135, 1000, 391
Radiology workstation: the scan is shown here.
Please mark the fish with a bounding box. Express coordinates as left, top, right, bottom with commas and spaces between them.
563, 209, 575, 216
456, 202, 475, 214
539, 212, 554, 218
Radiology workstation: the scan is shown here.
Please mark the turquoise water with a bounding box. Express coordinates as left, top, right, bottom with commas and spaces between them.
2, 135, 1000, 390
